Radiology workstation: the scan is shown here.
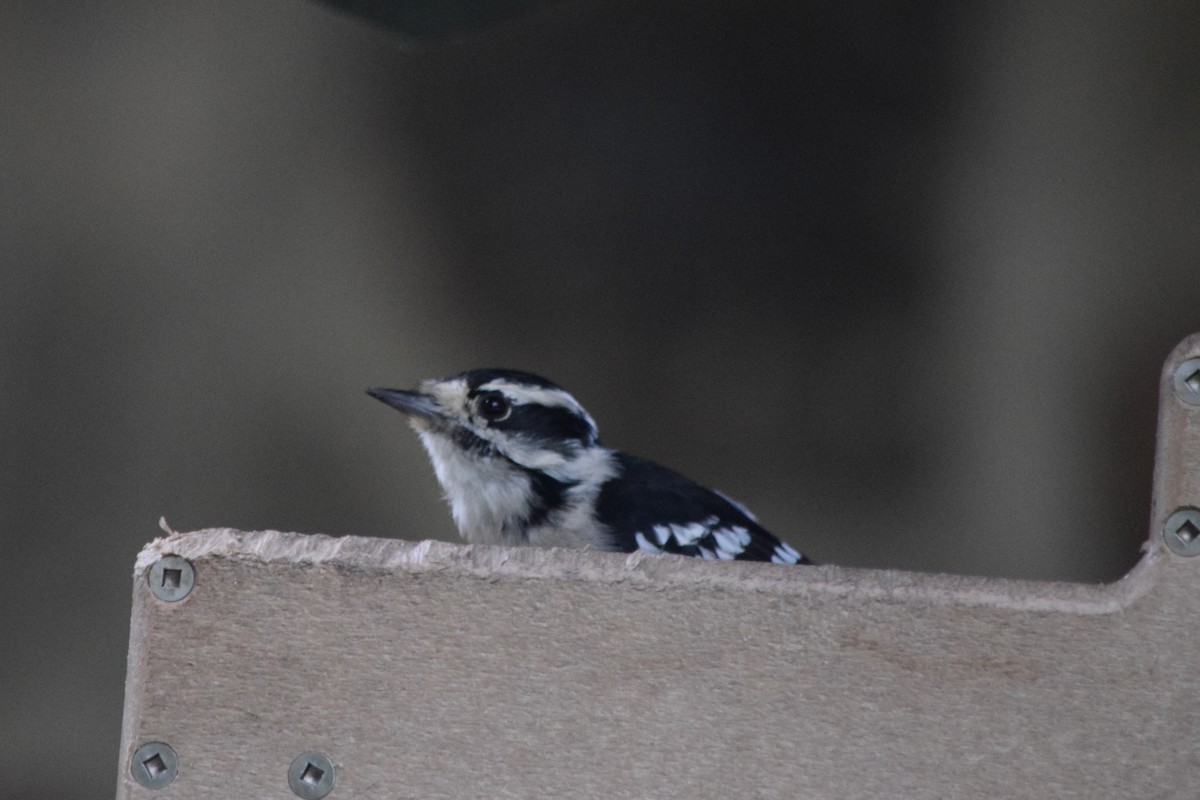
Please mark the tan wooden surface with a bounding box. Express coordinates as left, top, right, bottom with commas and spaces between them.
117, 335, 1200, 799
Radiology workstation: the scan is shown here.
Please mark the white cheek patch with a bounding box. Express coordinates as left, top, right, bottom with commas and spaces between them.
494, 439, 571, 471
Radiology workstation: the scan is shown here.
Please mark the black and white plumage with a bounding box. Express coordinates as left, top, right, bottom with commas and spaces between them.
367, 369, 811, 565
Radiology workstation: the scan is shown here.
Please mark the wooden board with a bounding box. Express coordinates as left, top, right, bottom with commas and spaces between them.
116, 335, 1200, 798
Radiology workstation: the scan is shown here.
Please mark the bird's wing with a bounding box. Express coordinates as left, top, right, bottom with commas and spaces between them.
596, 453, 812, 564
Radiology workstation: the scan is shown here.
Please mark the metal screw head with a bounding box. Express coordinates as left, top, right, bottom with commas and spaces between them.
131, 741, 178, 789
288, 751, 336, 799
1172, 358, 1200, 406
148, 555, 194, 602
1163, 508, 1200, 556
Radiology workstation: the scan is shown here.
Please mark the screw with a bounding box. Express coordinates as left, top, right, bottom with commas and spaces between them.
1173, 357, 1200, 406
130, 742, 178, 789
1163, 508, 1200, 556
288, 751, 336, 799
148, 555, 195, 602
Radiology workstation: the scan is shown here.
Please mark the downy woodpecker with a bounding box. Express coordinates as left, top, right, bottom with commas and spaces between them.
367, 369, 811, 564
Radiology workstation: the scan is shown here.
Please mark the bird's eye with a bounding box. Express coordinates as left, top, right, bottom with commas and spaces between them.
477, 393, 511, 422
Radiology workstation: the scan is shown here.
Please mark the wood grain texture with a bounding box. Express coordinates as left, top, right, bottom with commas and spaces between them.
116, 335, 1200, 799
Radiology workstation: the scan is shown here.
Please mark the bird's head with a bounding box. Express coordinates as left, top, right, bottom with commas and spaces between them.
367, 369, 601, 476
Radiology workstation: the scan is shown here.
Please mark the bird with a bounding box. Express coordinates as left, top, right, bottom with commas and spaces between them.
367, 369, 812, 565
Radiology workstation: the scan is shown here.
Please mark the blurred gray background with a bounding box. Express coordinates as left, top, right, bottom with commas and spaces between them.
2, 0, 1198, 796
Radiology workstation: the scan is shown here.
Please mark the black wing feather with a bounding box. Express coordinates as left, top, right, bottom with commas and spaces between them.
595, 453, 812, 564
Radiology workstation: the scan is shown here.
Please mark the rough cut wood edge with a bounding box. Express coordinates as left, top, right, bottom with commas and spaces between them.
135, 527, 1158, 616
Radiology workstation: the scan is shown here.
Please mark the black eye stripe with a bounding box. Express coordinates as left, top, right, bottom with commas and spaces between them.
498, 403, 595, 447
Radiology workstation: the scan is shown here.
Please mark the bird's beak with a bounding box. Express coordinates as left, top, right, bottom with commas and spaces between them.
366, 387, 446, 423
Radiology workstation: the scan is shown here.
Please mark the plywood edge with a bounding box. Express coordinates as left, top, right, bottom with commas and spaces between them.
134, 527, 1160, 616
